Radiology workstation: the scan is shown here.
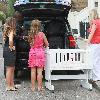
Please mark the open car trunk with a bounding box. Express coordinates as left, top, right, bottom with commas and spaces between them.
14, 2, 71, 49
14, 2, 71, 17
12, 1, 81, 77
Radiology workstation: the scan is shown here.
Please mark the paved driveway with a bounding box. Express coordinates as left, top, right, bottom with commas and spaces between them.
0, 39, 100, 100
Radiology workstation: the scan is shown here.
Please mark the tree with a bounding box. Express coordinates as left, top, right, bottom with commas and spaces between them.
0, 11, 6, 21
0, 3, 7, 13
7, 0, 16, 17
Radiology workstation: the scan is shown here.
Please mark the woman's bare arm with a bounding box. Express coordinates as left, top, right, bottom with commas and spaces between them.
87, 23, 96, 44
9, 30, 15, 50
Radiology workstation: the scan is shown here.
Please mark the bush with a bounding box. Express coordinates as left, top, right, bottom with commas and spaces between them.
7, 0, 16, 17
0, 11, 6, 21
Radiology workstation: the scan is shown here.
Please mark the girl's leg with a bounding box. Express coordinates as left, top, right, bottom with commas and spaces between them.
31, 67, 36, 91
6, 67, 13, 89
37, 67, 43, 91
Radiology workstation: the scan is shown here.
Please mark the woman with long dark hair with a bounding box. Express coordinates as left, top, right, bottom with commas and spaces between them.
3, 17, 18, 91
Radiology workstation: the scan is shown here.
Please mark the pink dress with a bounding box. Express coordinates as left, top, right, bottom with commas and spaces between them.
28, 32, 45, 68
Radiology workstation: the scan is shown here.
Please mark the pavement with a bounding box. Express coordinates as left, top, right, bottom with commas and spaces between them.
0, 39, 100, 100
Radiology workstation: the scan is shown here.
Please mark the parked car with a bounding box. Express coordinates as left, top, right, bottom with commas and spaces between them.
4, 0, 79, 77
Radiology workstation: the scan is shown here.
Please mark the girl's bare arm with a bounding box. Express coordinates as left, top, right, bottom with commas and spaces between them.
43, 34, 49, 48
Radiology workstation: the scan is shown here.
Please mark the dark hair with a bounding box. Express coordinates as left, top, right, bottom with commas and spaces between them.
3, 17, 16, 40
13, 11, 23, 22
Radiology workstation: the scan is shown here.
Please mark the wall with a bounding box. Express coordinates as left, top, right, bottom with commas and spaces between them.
68, 7, 89, 37
68, 0, 100, 37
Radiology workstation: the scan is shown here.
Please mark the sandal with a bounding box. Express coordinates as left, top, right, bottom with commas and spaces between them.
92, 82, 100, 91
6, 87, 18, 91
88, 79, 96, 84
6, 88, 17, 91
6, 87, 11, 91
89, 80, 100, 91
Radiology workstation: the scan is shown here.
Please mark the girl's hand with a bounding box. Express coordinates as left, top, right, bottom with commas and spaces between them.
46, 46, 49, 49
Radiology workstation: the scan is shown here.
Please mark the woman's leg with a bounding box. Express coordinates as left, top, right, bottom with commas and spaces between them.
37, 67, 43, 91
31, 67, 36, 91
90, 44, 100, 81
10, 67, 15, 88
6, 67, 13, 89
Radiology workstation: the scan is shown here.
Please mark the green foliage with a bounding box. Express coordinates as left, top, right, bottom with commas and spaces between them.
7, 0, 16, 17
0, 3, 7, 13
0, 11, 6, 21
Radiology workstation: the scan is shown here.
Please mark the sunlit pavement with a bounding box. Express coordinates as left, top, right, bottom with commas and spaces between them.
0, 39, 100, 100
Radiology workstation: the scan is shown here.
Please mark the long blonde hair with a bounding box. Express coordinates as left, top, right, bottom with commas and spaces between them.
89, 9, 99, 25
28, 19, 41, 44
3, 17, 16, 40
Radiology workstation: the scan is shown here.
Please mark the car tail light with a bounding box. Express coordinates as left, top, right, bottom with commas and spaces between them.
68, 35, 76, 48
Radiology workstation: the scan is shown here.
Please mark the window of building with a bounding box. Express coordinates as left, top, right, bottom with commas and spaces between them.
95, 2, 98, 7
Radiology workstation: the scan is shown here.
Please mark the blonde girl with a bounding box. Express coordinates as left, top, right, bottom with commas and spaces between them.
28, 19, 49, 91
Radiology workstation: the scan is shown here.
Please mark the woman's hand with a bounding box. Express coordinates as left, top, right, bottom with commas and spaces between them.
86, 41, 90, 47
9, 46, 15, 51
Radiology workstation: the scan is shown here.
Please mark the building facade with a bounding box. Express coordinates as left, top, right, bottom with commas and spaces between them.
71, 0, 87, 11
68, 0, 100, 38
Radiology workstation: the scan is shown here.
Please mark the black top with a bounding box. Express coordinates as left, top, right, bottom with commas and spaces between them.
3, 35, 16, 66
4, 35, 16, 47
